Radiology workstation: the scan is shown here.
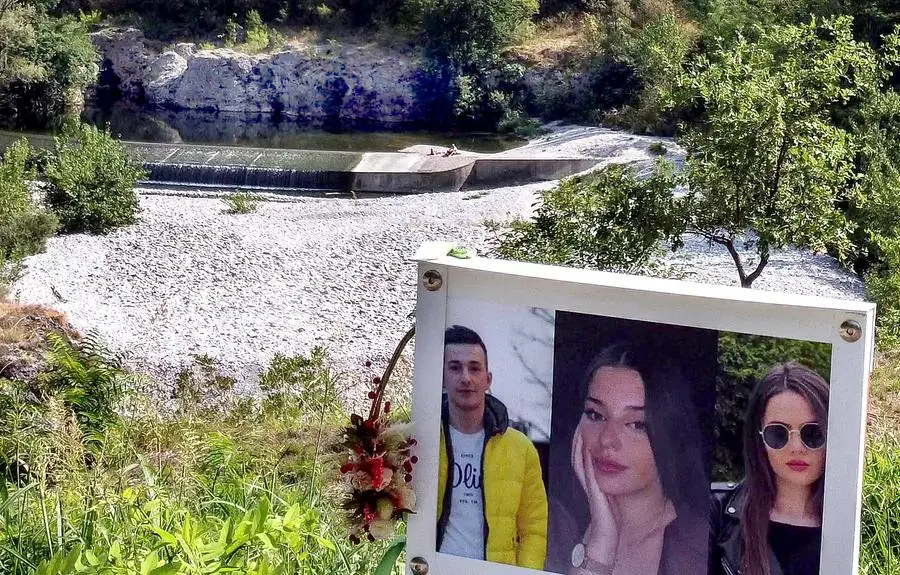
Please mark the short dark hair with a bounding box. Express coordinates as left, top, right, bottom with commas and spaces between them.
444, 325, 489, 367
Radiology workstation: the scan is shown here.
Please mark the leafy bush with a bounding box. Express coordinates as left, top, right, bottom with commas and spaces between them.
0, 139, 33, 219
0, 211, 59, 264
243, 9, 270, 52
0, 138, 59, 298
422, 0, 538, 68
0, 6, 97, 129
489, 159, 684, 273
417, 0, 540, 128
258, 347, 341, 419
865, 236, 900, 350
44, 122, 145, 234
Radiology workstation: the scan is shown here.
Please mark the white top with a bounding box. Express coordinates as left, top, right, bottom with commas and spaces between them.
439, 426, 486, 560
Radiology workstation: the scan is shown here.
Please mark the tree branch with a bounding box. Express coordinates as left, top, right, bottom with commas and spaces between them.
744, 240, 771, 287
769, 133, 791, 212
722, 238, 750, 287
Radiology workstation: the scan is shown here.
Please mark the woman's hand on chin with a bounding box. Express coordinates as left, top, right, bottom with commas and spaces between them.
572, 422, 619, 565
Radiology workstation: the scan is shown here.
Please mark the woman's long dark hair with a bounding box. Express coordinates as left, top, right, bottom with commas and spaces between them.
577, 342, 709, 521
740, 363, 830, 575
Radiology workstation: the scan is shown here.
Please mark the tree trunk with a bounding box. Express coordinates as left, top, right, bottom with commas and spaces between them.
722, 238, 770, 288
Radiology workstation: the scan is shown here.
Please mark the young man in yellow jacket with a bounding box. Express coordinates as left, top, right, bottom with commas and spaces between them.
436, 325, 548, 570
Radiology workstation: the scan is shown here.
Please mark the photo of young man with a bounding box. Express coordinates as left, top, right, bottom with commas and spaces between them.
436, 324, 549, 569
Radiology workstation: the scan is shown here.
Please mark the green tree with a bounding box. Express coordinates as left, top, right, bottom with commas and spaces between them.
490, 159, 684, 274
0, 138, 58, 294
672, 16, 886, 287
0, 3, 97, 129
418, 0, 538, 126
44, 122, 146, 234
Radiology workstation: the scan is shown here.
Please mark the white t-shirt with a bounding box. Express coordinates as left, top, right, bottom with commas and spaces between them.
439, 426, 486, 560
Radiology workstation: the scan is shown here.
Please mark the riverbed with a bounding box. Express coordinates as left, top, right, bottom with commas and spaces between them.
10, 125, 866, 410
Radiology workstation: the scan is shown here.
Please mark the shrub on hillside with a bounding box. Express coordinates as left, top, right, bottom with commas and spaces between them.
44, 122, 146, 234
0, 138, 59, 297
489, 160, 685, 274
865, 236, 900, 350
418, 0, 540, 128
0, 6, 97, 129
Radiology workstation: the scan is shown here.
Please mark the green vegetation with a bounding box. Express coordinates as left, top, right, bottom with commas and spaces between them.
672, 16, 888, 287
44, 122, 146, 234
0, 0, 97, 130
0, 316, 403, 574
860, 432, 900, 575
0, 122, 144, 299
0, 138, 59, 299
222, 191, 260, 214
488, 160, 682, 274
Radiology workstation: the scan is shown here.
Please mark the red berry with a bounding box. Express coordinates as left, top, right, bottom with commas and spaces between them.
410, 456, 418, 464
405, 474, 412, 482
365, 360, 372, 368
384, 402, 391, 413
367, 391, 376, 399
373, 376, 381, 384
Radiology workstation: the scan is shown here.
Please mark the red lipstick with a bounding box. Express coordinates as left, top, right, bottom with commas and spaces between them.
594, 458, 628, 474
786, 460, 810, 472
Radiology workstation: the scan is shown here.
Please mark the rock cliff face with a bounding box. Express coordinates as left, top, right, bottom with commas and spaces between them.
91, 28, 426, 125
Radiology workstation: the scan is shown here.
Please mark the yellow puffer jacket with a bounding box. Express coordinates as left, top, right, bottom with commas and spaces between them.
437, 395, 548, 570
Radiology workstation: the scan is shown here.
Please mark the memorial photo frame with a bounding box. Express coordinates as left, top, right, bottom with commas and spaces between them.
407, 242, 876, 575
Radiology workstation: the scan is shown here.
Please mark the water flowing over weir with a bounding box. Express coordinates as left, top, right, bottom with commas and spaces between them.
133, 143, 362, 191
143, 163, 354, 191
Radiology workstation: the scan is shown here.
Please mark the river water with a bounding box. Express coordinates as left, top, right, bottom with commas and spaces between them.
77, 101, 525, 153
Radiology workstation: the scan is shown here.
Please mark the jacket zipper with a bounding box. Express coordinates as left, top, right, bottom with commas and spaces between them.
480, 430, 491, 560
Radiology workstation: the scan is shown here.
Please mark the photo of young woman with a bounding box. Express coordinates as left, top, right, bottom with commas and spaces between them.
710, 362, 829, 575
545, 332, 715, 575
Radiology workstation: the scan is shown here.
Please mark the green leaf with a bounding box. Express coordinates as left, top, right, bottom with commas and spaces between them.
374, 536, 406, 575
148, 563, 180, 575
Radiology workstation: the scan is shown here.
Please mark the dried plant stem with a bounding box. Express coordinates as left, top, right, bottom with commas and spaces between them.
368, 326, 415, 422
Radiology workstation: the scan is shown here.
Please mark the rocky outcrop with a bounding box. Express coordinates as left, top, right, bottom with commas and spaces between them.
90, 28, 426, 125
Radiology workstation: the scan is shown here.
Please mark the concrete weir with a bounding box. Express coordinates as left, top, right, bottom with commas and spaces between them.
0, 131, 601, 193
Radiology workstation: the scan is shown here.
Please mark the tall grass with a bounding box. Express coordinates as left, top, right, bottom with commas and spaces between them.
0, 334, 400, 574
860, 432, 900, 575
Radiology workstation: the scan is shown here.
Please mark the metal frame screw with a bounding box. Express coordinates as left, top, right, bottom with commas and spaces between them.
422, 270, 442, 292
839, 320, 862, 342
409, 556, 429, 574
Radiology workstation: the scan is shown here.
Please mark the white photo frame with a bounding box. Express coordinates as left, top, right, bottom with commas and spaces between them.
407, 241, 876, 575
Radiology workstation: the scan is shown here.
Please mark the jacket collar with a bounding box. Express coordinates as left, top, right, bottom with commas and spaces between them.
441, 392, 509, 437
714, 481, 786, 575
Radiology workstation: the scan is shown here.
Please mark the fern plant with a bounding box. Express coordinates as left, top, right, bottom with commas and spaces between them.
36, 332, 127, 449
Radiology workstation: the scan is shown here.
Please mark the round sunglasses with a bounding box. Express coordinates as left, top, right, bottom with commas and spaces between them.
760, 423, 826, 450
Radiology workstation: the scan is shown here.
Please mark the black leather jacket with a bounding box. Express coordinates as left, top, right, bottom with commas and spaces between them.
709, 482, 786, 575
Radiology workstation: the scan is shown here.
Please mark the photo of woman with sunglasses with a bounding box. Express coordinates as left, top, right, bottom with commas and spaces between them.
710, 362, 829, 575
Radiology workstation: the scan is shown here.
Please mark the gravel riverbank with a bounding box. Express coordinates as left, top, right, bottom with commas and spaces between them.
11, 125, 867, 409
